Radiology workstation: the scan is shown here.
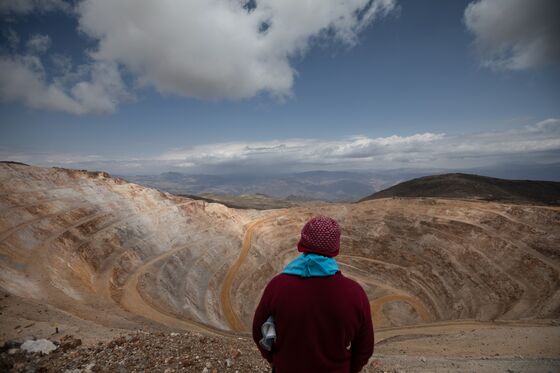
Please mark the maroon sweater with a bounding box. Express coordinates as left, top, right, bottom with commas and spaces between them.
252, 272, 374, 373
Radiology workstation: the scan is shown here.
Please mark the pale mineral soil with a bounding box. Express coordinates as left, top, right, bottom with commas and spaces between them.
1, 163, 560, 372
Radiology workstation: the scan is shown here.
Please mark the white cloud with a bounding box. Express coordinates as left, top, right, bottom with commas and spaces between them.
527, 118, 560, 133
0, 0, 396, 113
3, 119, 559, 174
0, 53, 128, 114
26, 34, 51, 54
77, 0, 397, 100
0, 0, 71, 14
154, 119, 560, 171
464, 0, 560, 70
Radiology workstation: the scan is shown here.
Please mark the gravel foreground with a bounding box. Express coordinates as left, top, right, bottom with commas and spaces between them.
0, 331, 274, 373
2, 330, 560, 373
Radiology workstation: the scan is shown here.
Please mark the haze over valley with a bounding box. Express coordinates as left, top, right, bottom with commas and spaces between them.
122, 163, 560, 204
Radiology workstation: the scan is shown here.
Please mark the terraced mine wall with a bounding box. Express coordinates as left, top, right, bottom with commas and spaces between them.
1, 163, 559, 334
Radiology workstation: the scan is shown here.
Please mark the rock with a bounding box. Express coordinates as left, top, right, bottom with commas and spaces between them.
205, 361, 212, 368
7, 348, 19, 355
2, 339, 22, 351
170, 332, 180, 337
60, 336, 82, 352
110, 336, 127, 347
226, 358, 233, 367
202, 368, 209, 373
420, 356, 426, 363
84, 362, 96, 373
21, 339, 58, 354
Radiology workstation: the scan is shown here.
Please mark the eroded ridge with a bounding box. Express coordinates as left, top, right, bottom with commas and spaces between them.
1, 163, 559, 336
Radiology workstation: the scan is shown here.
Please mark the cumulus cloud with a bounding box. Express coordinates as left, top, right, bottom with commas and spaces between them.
527, 118, 560, 133
0, 53, 128, 114
3, 119, 559, 174
26, 34, 51, 54
0, 0, 71, 14
77, 0, 397, 100
0, 0, 396, 112
155, 120, 560, 172
464, 0, 560, 70
157, 132, 448, 167
114, 118, 558, 173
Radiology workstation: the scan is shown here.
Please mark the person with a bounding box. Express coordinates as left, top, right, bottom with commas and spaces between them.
252, 216, 374, 373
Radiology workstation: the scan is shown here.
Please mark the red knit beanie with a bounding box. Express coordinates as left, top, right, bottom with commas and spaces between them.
297, 216, 341, 257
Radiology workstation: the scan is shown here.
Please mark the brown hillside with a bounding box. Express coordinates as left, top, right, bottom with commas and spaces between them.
359, 173, 560, 205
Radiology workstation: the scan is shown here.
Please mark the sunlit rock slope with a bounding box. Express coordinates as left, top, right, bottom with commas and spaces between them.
1, 162, 559, 335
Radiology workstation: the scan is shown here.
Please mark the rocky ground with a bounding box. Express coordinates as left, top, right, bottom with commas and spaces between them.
1, 280, 559, 372
2, 328, 560, 373
1, 331, 270, 373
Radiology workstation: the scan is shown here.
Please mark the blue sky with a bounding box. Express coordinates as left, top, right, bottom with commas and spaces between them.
1, 0, 559, 175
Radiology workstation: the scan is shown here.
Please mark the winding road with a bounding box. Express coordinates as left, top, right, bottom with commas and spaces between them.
219, 215, 279, 332
117, 243, 237, 336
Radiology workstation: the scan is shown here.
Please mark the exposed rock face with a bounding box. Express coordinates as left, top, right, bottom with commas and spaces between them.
0, 163, 559, 335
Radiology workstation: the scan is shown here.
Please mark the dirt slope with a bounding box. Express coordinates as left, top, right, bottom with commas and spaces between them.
1, 163, 559, 371
359, 172, 560, 205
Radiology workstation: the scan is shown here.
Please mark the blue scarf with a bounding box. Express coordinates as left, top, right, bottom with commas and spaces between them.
282, 253, 339, 277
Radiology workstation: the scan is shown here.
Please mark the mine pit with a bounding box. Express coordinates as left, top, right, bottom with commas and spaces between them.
1, 163, 559, 371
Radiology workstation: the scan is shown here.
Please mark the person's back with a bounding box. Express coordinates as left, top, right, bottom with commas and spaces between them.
252, 216, 374, 373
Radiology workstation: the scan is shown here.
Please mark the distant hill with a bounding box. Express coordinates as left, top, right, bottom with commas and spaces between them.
122, 171, 385, 202
359, 173, 560, 205
177, 192, 328, 210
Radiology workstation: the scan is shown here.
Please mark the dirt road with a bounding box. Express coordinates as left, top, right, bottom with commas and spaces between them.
219, 215, 279, 332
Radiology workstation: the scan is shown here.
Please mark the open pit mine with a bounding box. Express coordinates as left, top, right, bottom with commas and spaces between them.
1, 162, 559, 371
